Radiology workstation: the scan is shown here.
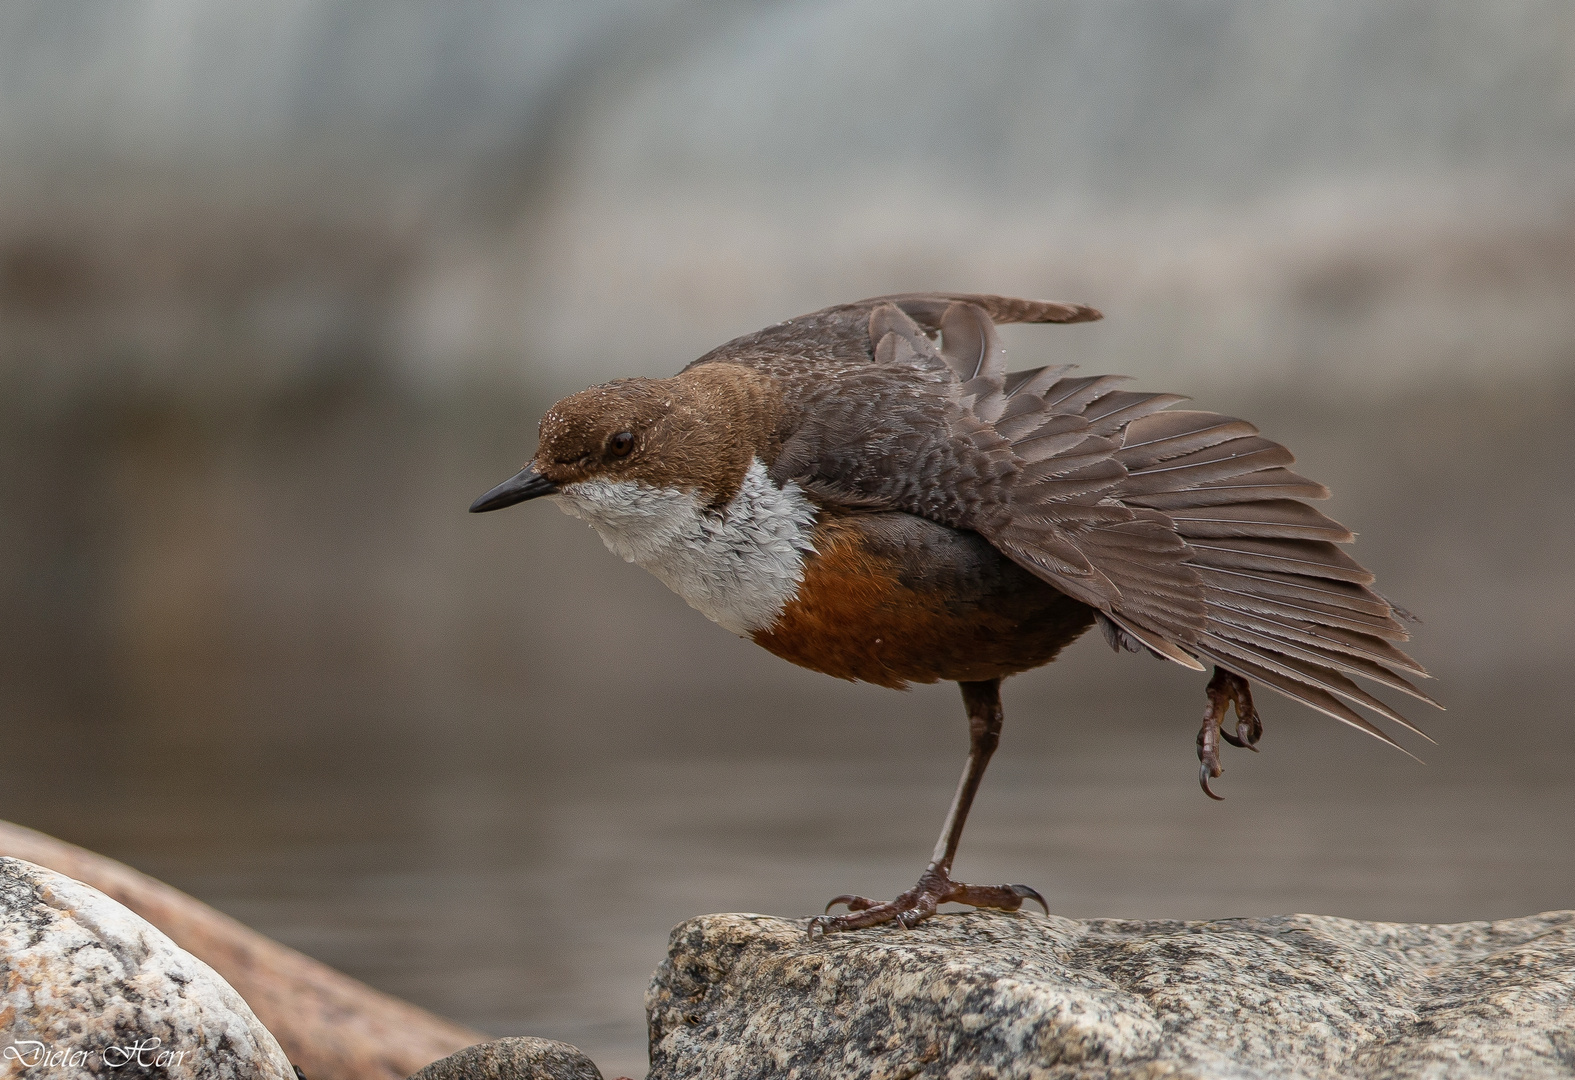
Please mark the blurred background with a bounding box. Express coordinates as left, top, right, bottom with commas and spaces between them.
2, 1, 1573, 1074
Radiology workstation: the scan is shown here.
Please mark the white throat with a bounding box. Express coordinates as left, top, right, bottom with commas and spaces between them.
551, 458, 818, 635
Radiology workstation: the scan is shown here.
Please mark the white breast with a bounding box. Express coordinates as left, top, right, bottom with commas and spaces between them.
551, 458, 818, 636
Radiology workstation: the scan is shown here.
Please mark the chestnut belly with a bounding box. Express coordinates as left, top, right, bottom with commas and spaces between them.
752, 509, 1095, 687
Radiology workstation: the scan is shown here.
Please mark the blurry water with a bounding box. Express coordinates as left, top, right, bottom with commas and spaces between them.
2, 376, 1572, 1077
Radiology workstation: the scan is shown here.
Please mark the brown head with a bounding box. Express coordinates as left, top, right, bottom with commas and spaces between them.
469, 363, 784, 513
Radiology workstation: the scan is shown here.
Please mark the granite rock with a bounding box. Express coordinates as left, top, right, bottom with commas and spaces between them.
647, 909, 1575, 1080
407, 1037, 603, 1080
0, 856, 296, 1079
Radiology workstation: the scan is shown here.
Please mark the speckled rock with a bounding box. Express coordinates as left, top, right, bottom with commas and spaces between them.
406, 1037, 603, 1080
647, 909, 1575, 1080
0, 856, 295, 1079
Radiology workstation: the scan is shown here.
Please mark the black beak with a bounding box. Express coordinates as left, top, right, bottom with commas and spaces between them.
469, 464, 559, 513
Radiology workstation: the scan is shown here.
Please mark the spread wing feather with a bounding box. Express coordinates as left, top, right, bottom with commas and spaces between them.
1098, 397, 1436, 742
1196, 572, 1408, 637
1130, 469, 1332, 509
692, 293, 1435, 743
1003, 365, 1074, 398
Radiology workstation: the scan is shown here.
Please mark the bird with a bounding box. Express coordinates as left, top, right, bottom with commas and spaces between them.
469, 293, 1438, 937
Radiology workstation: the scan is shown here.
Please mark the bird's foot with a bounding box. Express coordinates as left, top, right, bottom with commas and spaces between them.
807, 865, 1047, 940
1197, 666, 1263, 799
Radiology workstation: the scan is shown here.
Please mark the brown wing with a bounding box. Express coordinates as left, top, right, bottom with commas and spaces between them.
936, 300, 1438, 744
1110, 408, 1438, 743
694, 293, 1436, 742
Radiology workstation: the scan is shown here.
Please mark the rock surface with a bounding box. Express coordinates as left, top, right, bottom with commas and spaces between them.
648, 909, 1575, 1080
0, 817, 484, 1080
0, 856, 296, 1079
407, 1037, 603, 1080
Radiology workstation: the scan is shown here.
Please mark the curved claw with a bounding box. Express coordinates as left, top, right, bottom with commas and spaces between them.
1220, 718, 1262, 750
825, 894, 881, 913
893, 901, 933, 929
1199, 761, 1225, 801
1009, 884, 1049, 915
1237, 714, 1263, 750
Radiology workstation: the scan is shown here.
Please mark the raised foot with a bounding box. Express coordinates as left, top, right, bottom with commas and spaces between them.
1196, 666, 1263, 800
807, 866, 1047, 940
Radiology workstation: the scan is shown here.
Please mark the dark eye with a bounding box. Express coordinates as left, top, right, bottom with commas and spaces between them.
608, 431, 635, 458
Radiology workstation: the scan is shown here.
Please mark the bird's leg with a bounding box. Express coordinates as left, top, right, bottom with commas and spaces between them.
809, 679, 1048, 940
1196, 666, 1262, 800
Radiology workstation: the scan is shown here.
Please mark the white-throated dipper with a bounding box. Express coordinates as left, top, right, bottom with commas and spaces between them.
470, 293, 1437, 937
